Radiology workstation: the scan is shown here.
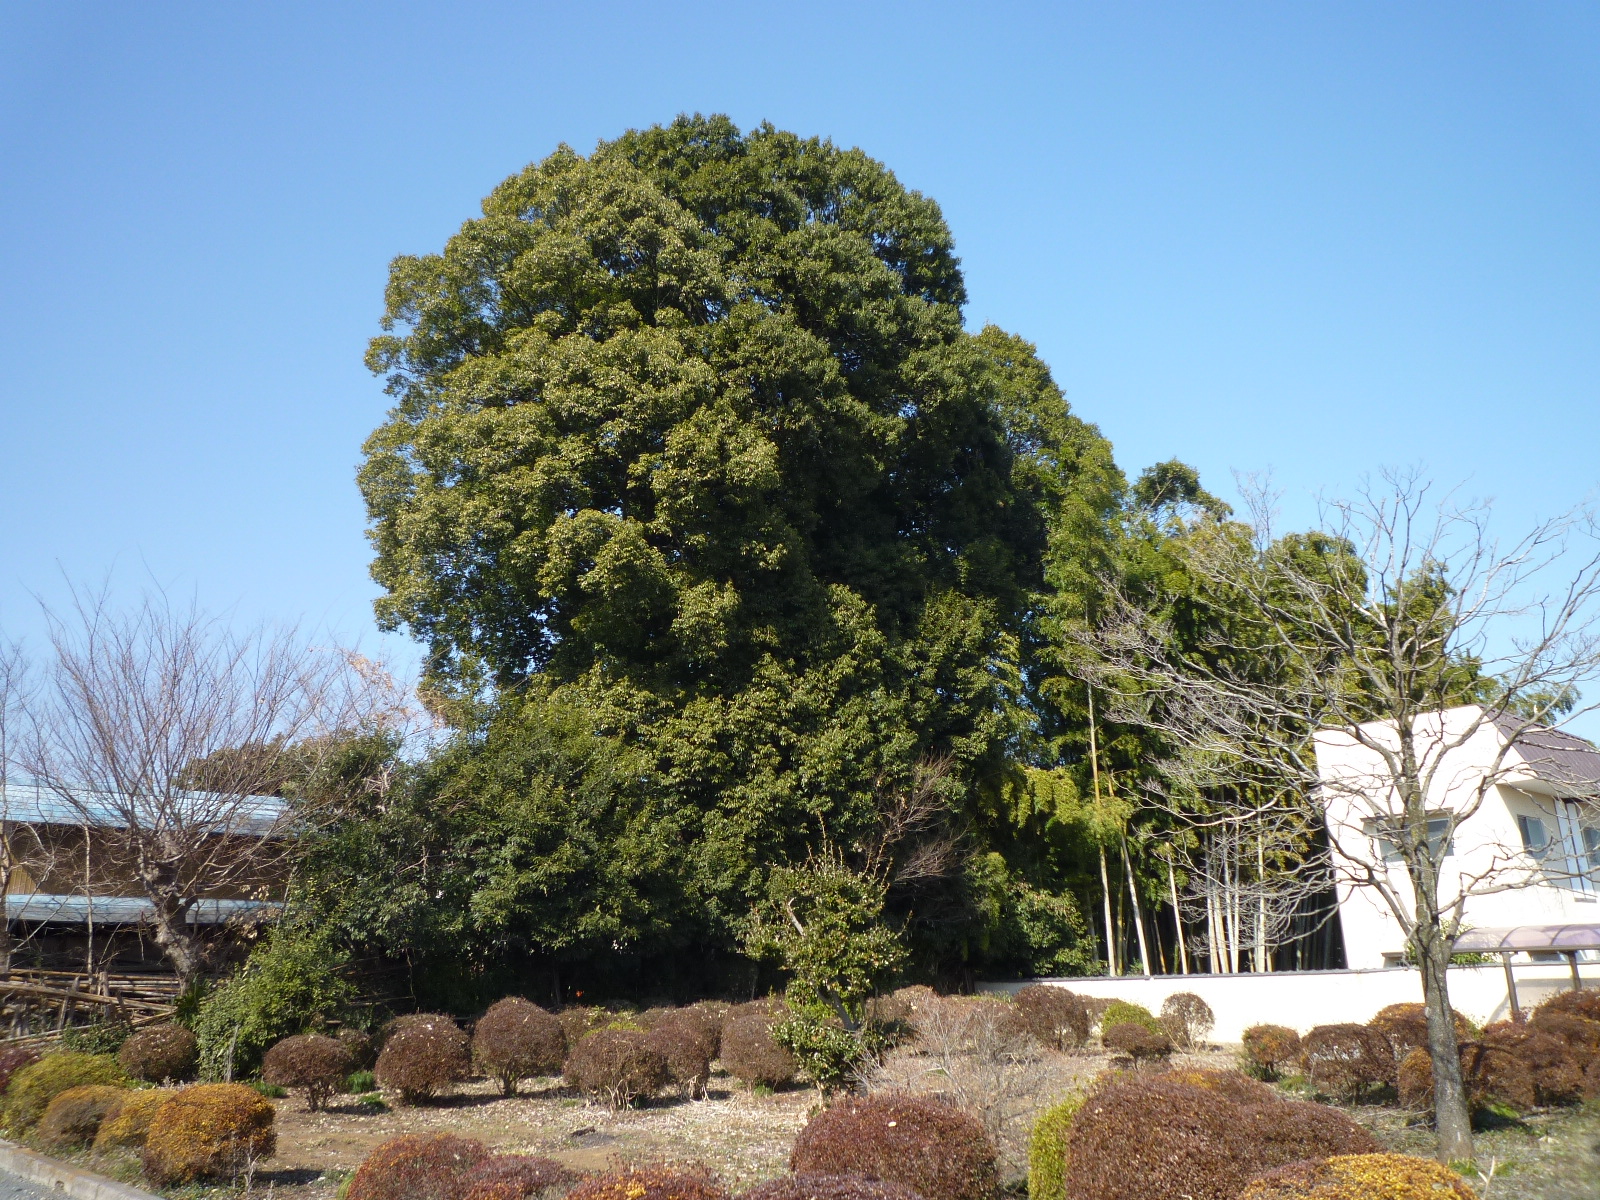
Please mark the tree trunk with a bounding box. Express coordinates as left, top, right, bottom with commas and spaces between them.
1099, 846, 1119, 976
1123, 839, 1151, 975
1167, 854, 1190, 974
150, 896, 206, 986
1419, 934, 1473, 1162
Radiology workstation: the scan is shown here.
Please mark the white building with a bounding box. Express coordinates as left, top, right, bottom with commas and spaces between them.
1315, 705, 1600, 972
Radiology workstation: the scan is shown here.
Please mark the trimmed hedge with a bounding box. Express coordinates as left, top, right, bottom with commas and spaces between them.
474, 998, 567, 1097
645, 1010, 718, 1098
38, 1084, 127, 1149
1159, 993, 1214, 1051
721, 1011, 798, 1090
791, 1093, 998, 1200
1238, 1153, 1476, 1200
1027, 1094, 1083, 1200
563, 1029, 669, 1108
741, 1176, 923, 1200
0, 1046, 39, 1095
567, 1167, 728, 1200
1062, 1071, 1376, 1200
1299, 1024, 1393, 1101
93, 1088, 169, 1151
2, 1052, 127, 1132
457, 1153, 581, 1200
142, 1083, 276, 1184
1102, 1022, 1171, 1065
345, 1133, 490, 1200
1013, 986, 1089, 1052
1097, 1001, 1160, 1039
117, 1025, 198, 1083
1365, 1003, 1471, 1062
1241, 1026, 1300, 1081
263, 1033, 354, 1111
375, 1014, 471, 1104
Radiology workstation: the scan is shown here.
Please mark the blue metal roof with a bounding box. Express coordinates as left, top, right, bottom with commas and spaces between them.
3, 893, 279, 925
0, 782, 287, 836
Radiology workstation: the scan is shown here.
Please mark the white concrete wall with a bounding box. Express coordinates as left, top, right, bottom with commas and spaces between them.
1315, 707, 1600, 969
980, 962, 1600, 1043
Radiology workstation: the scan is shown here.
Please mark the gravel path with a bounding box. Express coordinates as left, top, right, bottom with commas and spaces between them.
0, 1169, 49, 1200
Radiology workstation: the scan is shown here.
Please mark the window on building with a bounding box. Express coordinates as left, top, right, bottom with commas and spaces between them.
1364, 815, 1455, 862
1517, 814, 1551, 857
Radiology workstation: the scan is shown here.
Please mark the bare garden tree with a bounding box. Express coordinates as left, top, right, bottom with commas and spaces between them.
1078, 470, 1600, 1162
19, 586, 402, 985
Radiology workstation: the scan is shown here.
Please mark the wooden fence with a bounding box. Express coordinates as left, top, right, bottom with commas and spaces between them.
0, 969, 179, 1047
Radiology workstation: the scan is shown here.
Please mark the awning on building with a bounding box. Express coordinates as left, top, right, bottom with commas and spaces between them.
3, 894, 279, 926
1452, 924, 1600, 953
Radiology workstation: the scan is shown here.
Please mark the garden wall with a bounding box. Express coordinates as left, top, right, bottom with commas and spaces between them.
980, 960, 1600, 1041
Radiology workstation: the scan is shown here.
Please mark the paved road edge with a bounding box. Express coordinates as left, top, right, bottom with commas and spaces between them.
0, 1138, 161, 1200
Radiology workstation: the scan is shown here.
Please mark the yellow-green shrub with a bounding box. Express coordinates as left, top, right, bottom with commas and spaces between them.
1098, 1000, 1161, 1038
1027, 1094, 1083, 1200
93, 1089, 169, 1151
141, 1083, 275, 1184
2, 1052, 127, 1132
37, 1084, 128, 1149
1239, 1152, 1476, 1199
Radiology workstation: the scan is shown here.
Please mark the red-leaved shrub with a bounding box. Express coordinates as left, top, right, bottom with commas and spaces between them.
741, 1175, 924, 1200
38, 1084, 127, 1149
0, 1046, 39, 1095
1365, 1003, 1472, 1062
1241, 1026, 1300, 1080
791, 1093, 998, 1200
1158, 1068, 1277, 1105
474, 998, 567, 1096
1062, 1071, 1376, 1200
345, 1134, 490, 1200
456, 1154, 581, 1200
1397, 1043, 1536, 1115
1531, 986, 1600, 1024
563, 1029, 669, 1108
1299, 1024, 1393, 1101
721, 1010, 798, 1089
1013, 986, 1089, 1052
1159, 993, 1214, 1051
1102, 1022, 1172, 1066
567, 1166, 728, 1200
375, 1014, 471, 1104
117, 1025, 198, 1083
263, 1034, 354, 1111
645, 1009, 718, 1098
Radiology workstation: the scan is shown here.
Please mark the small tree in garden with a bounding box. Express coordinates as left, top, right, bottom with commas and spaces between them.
1077, 472, 1600, 1162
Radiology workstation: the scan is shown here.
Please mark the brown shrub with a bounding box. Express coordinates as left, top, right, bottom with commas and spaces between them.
721, 1011, 798, 1089
1527, 1010, 1600, 1059
1241, 1025, 1301, 1080
1158, 1068, 1277, 1105
791, 1092, 998, 1200
0, 1046, 39, 1095
1012, 986, 1089, 1052
1062, 1073, 1376, 1200
1102, 1022, 1172, 1066
375, 1014, 470, 1104
1159, 993, 1214, 1051
116, 1025, 198, 1083
339, 1027, 377, 1070
1300, 1024, 1393, 1101
1239, 1152, 1477, 1200
37, 1084, 126, 1149
563, 1029, 669, 1108
567, 1166, 728, 1200
92, 1088, 168, 1151
645, 1010, 718, 1098
557, 1006, 608, 1047
741, 1175, 924, 1200
1366, 1003, 1471, 1062
1585, 1053, 1600, 1102
345, 1133, 490, 1200
1483, 1023, 1587, 1105
1079, 996, 1112, 1032
141, 1083, 276, 1184
263, 1033, 354, 1111
456, 1154, 581, 1200
474, 998, 567, 1096
1532, 985, 1600, 1024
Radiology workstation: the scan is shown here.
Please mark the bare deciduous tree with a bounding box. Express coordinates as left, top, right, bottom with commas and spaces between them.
20, 586, 405, 984
1078, 470, 1600, 1163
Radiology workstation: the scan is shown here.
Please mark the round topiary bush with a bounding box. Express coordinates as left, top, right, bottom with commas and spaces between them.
1398, 1042, 1537, 1116
455, 1153, 580, 1200
563, 1029, 670, 1108
474, 998, 567, 1097
1097, 1000, 1161, 1040
1531, 986, 1600, 1024
0, 1046, 39, 1096
645, 1009, 718, 1098
141, 1083, 276, 1185
1012, 986, 1089, 1052
1062, 1072, 1376, 1200
1159, 993, 1214, 1051
1238, 1152, 1477, 1200
117, 1024, 199, 1083
1241, 1025, 1301, 1081
1026, 1094, 1083, 1200
721, 1010, 798, 1090
1484, 1023, 1586, 1106
1365, 1003, 1471, 1062
374, 1014, 471, 1104
346, 1133, 490, 1200
741, 1175, 923, 1200
263, 1033, 355, 1111
1102, 1022, 1172, 1066
2, 1051, 127, 1132
339, 1027, 377, 1070
1157, 1068, 1277, 1105
93, 1088, 169, 1152
1528, 1010, 1600, 1058
567, 1166, 728, 1200
791, 1093, 999, 1200
37, 1083, 127, 1150
1299, 1024, 1394, 1101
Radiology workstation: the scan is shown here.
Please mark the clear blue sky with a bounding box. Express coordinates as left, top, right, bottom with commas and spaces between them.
2, 3, 1598, 687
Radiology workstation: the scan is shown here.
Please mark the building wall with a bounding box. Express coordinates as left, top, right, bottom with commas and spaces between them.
981, 961, 1600, 1041
1315, 707, 1600, 968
